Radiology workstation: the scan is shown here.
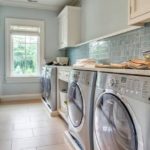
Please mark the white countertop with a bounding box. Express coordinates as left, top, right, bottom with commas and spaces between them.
57, 66, 150, 76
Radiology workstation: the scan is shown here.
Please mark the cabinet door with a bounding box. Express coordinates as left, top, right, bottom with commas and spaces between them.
58, 14, 68, 49
130, 0, 150, 19
59, 16, 64, 48
62, 14, 68, 48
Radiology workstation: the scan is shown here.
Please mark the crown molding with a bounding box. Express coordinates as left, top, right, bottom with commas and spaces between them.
0, 0, 59, 11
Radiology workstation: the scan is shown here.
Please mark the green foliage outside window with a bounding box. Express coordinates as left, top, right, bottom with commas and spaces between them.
12, 35, 39, 76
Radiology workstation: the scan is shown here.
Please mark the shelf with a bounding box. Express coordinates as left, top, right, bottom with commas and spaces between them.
59, 78, 69, 83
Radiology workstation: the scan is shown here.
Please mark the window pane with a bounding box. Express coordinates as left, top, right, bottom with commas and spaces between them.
26, 36, 39, 44
11, 34, 40, 76
13, 35, 26, 44
26, 43, 38, 74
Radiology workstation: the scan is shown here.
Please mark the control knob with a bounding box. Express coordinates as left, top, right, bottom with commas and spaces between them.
109, 79, 118, 87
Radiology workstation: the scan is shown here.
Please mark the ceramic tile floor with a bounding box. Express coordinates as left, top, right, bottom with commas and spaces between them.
0, 101, 71, 150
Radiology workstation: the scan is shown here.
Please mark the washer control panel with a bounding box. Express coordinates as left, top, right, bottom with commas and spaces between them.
98, 72, 150, 104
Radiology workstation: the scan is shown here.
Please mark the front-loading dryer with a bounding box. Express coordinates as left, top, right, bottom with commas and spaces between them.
41, 66, 47, 101
93, 72, 150, 150
67, 69, 97, 150
45, 66, 57, 111
41, 66, 57, 116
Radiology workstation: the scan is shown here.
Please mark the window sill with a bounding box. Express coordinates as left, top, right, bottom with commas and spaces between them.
6, 76, 40, 83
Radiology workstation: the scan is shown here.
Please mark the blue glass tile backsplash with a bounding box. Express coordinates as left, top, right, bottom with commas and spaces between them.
66, 23, 150, 65
66, 44, 89, 65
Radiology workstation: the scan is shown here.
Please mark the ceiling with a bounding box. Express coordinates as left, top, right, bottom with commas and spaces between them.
0, 0, 78, 11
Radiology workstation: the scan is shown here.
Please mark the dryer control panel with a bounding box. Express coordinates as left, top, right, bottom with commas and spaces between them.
97, 72, 150, 104
70, 69, 96, 86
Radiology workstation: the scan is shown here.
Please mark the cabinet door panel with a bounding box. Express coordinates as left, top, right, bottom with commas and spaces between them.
58, 6, 80, 49
59, 14, 68, 48
59, 17, 63, 48
130, 0, 150, 18
141, 0, 150, 15
62, 15, 68, 48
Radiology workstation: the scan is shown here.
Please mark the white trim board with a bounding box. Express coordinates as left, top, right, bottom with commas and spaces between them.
0, 93, 41, 102
5, 18, 45, 83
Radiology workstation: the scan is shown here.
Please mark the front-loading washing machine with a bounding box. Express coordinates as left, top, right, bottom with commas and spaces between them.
93, 72, 150, 150
67, 69, 97, 150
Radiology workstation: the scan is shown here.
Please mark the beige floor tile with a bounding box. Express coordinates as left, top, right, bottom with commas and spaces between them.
32, 127, 64, 136
12, 133, 65, 150
0, 102, 70, 150
0, 129, 33, 140
21, 148, 36, 150
0, 123, 14, 131
0, 117, 30, 126
11, 118, 30, 124
0, 131, 11, 140
30, 120, 66, 129
13, 122, 32, 130
29, 115, 50, 122
37, 144, 71, 150
14, 117, 66, 130
12, 129, 33, 139
0, 140, 12, 150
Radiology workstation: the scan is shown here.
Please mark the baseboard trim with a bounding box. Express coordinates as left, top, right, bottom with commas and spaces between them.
0, 93, 41, 102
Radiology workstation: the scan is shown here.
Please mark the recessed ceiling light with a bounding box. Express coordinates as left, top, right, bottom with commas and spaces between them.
27, 0, 38, 3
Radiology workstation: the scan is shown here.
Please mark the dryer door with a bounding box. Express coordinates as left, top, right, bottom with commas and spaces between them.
94, 93, 138, 150
45, 70, 51, 100
40, 69, 46, 99
68, 82, 83, 128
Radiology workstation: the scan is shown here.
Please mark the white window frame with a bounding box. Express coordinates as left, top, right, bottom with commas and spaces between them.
5, 18, 45, 83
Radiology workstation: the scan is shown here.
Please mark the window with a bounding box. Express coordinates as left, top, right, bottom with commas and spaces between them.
5, 18, 44, 82
11, 32, 40, 76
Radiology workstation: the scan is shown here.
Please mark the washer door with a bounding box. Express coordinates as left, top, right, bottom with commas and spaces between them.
68, 82, 83, 127
94, 93, 137, 150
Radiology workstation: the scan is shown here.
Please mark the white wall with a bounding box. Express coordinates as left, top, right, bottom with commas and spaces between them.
0, 6, 60, 96
80, 0, 128, 42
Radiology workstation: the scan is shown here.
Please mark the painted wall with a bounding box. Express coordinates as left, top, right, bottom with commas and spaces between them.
0, 6, 61, 95
80, 0, 129, 42
0, 74, 1, 95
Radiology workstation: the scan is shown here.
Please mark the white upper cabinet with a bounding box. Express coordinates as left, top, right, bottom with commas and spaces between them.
128, 0, 150, 25
58, 6, 81, 49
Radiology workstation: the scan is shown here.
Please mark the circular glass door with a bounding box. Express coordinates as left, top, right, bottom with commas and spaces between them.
45, 71, 51, 100
40, 76, 45, 98
41, 69, 46, 99
68, 82, 83, 127
94, 93, 137, 150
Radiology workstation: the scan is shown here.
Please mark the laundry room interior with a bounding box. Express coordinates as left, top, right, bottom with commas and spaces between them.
0, 0, 150, 150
